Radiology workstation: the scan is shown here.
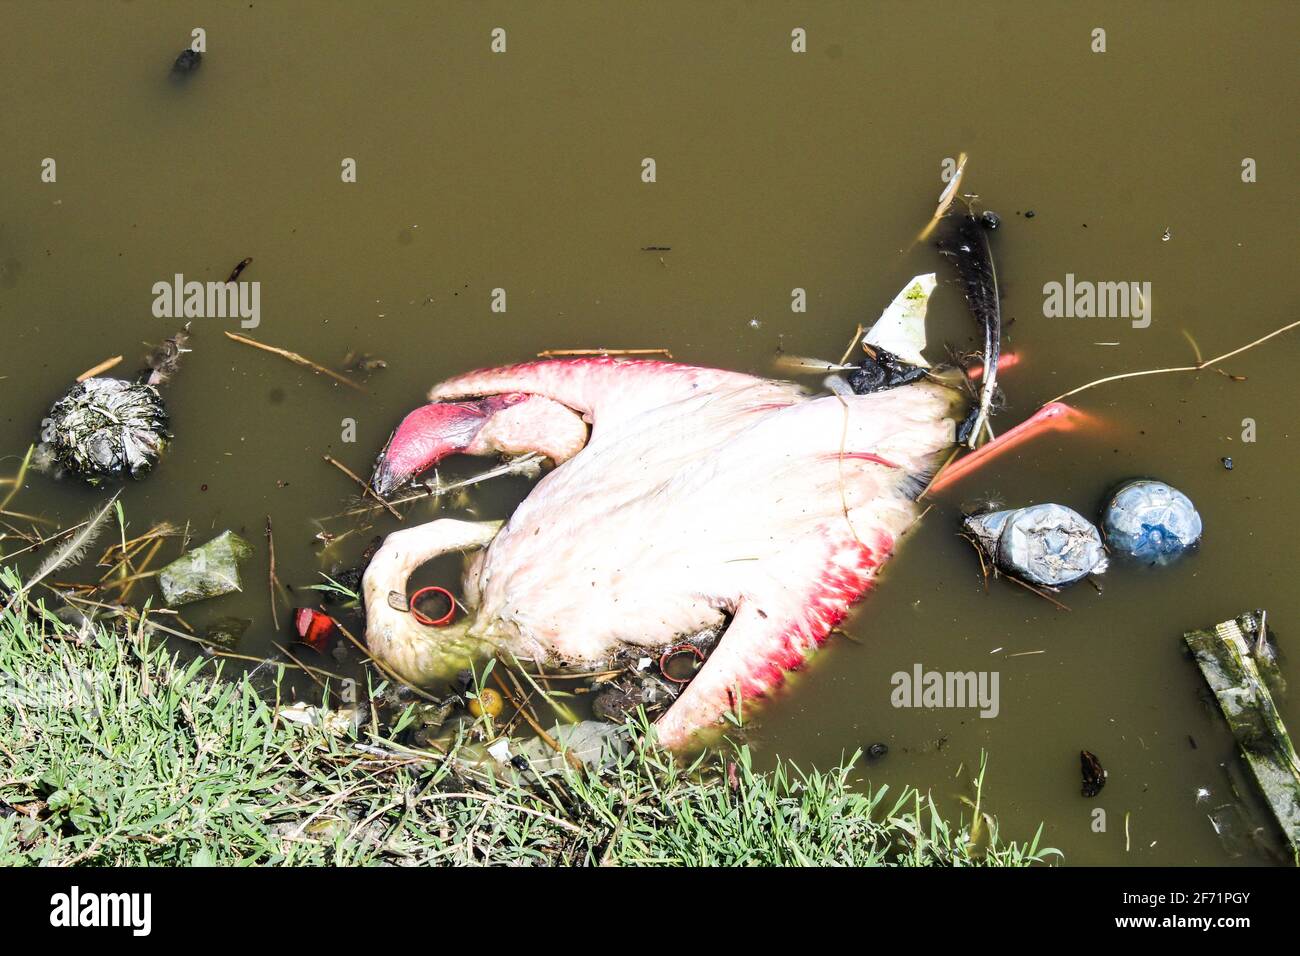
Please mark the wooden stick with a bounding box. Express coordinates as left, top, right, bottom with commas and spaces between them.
223, 331, 365, 391
272, 641, 328, 691
916, 151, 967, 243
838, 324, 865, 366
119, 537, 163, 602
75, 356, 123, 382
265, 515, 281, 631
324, 453, 543, 520
333, 620, 441, 703
1007, 574, 1071, 611
1046, 318, 1300, 404
322, 455, 402, 520
536, 348, 673, 359
492, 670, 583, 772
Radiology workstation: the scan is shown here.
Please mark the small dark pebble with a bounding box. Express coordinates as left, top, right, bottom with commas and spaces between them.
866, 742, 889, 760
1221, 457, 1234, 470
980, 210, 1001, 230
172, 49, 202, 74
1024, 210, 1036, 219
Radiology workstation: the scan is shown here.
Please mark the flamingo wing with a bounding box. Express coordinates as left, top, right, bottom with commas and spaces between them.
429, 357, 804, 437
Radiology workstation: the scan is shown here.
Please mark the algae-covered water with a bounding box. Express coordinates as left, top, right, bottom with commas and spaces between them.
1, 1, 1297, 865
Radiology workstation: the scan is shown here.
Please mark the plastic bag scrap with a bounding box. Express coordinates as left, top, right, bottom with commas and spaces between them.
850, 273, 934, 395
512, 721, 632, 773
44, 378, 170, 484
157, 530, 253, 606
964, 503, 1108, 587
1102, 479, 1202, 564
276, 702, 362, 735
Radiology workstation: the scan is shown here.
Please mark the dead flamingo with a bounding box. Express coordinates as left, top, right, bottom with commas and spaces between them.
356, 220, 1099, 749
361, 277, 975, 749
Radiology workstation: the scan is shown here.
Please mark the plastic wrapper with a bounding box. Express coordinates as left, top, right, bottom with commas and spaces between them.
863, 273, 934, 367
158, 531, 253, 606
964, 503, 1107, 587
1102, 479, 1202, 564
850, 272, 934, 395
45, 378, 170, 484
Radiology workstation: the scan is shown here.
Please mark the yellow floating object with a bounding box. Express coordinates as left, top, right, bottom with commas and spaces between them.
469, 688, 504, 719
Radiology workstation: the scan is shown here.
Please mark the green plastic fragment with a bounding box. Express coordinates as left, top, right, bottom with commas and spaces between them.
158, 531, 253, 606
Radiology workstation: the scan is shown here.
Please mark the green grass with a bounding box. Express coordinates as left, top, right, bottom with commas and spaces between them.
0, 571, 1059, 866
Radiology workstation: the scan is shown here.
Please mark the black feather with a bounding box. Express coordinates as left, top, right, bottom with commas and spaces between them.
938, 213, 1003, 445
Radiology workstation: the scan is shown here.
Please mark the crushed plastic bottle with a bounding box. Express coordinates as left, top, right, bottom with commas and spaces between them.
963, 503, 1108, 587
1101, 479, 1202, 564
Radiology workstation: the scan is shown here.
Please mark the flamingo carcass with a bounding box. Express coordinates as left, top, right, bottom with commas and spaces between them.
363, 348, 957, 750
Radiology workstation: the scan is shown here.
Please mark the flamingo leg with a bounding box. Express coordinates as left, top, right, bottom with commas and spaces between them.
655, 525, 896, 750
926, 401, 1090, 495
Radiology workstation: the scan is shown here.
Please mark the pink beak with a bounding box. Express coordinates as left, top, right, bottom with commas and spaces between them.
371, 394, 527, 496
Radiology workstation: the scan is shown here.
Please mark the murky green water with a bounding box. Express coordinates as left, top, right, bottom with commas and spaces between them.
2, 1, 1297, 865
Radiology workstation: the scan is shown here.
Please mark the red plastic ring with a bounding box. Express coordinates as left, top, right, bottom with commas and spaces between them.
409, 586, 457, 627
659, 644, 705, 684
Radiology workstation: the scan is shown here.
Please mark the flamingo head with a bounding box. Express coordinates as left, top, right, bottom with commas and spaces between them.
371, 394, 529, 496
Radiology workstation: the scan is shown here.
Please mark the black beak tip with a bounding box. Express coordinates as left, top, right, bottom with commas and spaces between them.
371, 460, 400, 498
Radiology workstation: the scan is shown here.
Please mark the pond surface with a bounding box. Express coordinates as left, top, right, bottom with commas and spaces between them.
2, 2, 1296, 865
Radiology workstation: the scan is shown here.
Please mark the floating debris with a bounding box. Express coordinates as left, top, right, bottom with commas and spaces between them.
1184, 610, 1300, 852
75, 356, 123, 382
468, 687, 503, 719
511, 721, 631, 773
964, 503, 1107, 587
171, 49, 202, 75
276, 702, 361, 735
293, 608, 338, 652
158, 531, 253, 606
224, 331, 365, 391
848, 272, 935, 394
1101, 479, 1202, 564
848, 348, 928, 395
141, 324, 191, 388
43, 379, 170, 484
916, 151, 966, 242
226, 257, 252, 283
199, 616, 252, 650
864, 273, 934, 368
938, 212, 1003, 447
1080, 750, 1107, 797
39, 325, 191, 484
